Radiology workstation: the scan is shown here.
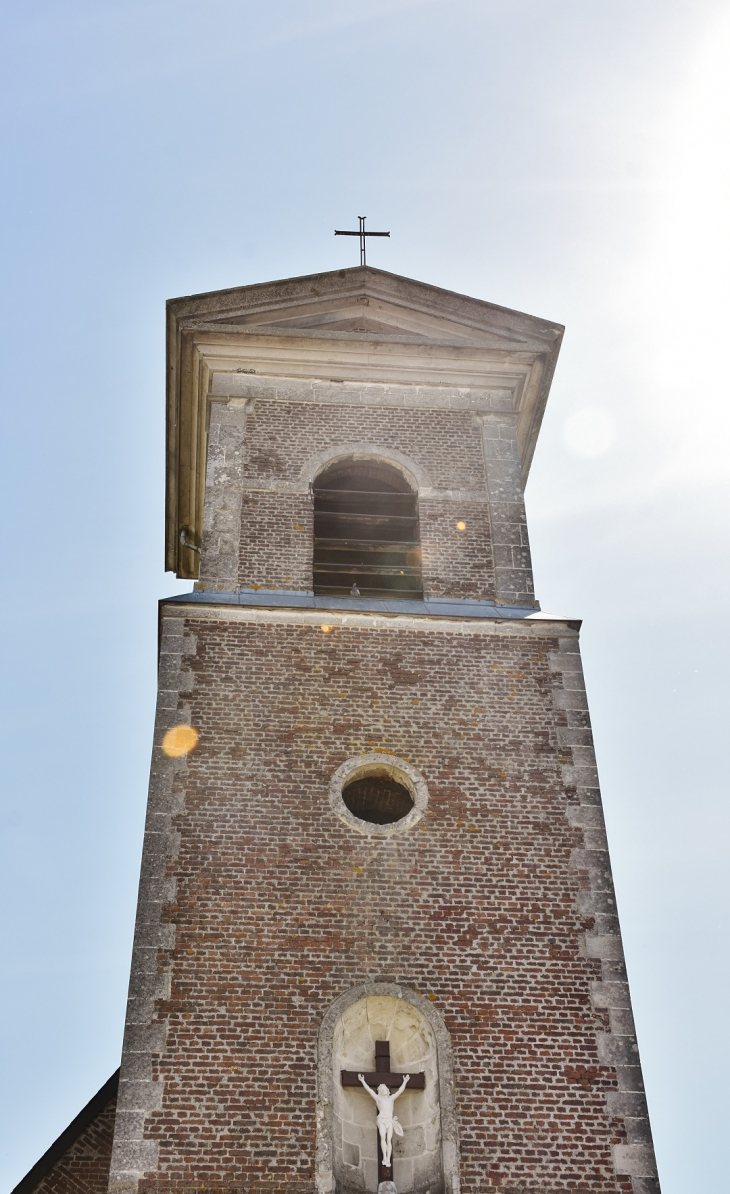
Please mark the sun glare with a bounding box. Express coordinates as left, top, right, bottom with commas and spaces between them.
162, 725, 199, 758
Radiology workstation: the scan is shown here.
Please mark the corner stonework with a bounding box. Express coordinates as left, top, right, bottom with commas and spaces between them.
198, 397, 250, 592
478, 411, 536, 608
550, 636, 661, 1194
108, 616, 197, 1194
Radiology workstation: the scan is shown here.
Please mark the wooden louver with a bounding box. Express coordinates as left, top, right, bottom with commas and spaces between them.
313, 461, 423, 599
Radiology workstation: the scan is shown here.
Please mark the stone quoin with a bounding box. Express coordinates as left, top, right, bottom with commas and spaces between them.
15, 266, 661, 1194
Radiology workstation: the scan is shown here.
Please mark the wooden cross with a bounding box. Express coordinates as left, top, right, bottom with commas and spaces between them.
335, 215, 390, 266
341, 1040, 425, 1185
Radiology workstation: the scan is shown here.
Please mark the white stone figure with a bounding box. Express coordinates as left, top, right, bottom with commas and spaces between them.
357, 1072, 410, 1168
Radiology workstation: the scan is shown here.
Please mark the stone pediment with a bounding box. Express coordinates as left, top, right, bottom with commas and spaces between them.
171, 265, 562, 353
200, 297, 537, 347
246, 314, 431, 338
286, 314, 412, 335
165, 266, 564, 576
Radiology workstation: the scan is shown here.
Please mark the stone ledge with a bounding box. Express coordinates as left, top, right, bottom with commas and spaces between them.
167, 587, 549, 620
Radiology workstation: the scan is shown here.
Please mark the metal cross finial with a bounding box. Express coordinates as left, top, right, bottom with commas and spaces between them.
335, 215, 390, 266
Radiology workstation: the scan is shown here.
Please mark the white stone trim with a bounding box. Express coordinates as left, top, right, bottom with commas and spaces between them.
328, 753, 429, 837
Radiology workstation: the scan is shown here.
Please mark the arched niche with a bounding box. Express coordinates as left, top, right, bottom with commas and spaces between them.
316, 984, 460, 1194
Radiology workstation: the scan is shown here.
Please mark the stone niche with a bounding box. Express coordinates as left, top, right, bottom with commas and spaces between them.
318, 986, 459, 1194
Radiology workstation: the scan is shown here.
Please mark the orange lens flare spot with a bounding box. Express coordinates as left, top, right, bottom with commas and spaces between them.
456, 521, 466, 531
321, 624, 332, 633
162, 724, 199, 757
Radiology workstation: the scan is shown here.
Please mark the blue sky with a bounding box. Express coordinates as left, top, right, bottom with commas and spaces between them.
1, 2, 729, 1190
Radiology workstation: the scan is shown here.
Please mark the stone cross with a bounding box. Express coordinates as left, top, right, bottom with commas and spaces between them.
341, 1040, 424, 1186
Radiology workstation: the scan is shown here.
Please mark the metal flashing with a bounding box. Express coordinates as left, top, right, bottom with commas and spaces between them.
163, 587, 577, 625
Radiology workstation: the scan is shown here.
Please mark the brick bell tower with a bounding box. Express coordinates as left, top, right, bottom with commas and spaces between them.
108, 267, 661, 1194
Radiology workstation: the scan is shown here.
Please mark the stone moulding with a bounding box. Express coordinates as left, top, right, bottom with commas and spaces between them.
302, 443, 432, 494
328, 753, 430, 838
316, 983, 461, 1194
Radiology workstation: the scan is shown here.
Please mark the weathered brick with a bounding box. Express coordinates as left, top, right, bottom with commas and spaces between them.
111, 609, 657, 1193
27, 1095, 117, 1194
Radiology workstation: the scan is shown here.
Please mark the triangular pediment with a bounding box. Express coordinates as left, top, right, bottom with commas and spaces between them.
171, 265, 563, 353
248, 314, 430, 338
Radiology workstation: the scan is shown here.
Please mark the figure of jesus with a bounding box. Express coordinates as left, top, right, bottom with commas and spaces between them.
357, 1072, 410, 1168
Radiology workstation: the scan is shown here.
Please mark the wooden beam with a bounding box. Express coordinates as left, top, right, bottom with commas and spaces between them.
340, 1070, 425, 1089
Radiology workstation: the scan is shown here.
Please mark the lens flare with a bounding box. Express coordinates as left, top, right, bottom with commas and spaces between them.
456, 521, 466, 531
162, 724, 199, 757
321, 624, 332, 633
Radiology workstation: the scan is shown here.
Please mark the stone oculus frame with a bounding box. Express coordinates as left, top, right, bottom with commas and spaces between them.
328, 753, 430, 837
165, 265, 563, 578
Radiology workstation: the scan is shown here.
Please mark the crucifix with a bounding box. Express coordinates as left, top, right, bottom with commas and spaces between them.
341, 1040, 425, 1187
335, 216, 390, 266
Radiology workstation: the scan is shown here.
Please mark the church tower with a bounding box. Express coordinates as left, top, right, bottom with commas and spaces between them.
106, 267, 661, 1194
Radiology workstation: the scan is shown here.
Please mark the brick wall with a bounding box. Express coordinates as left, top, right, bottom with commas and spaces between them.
109, 605, 658, 1194
419, 499, 494, 600
199, 391, 517, 603
240, 400, 488, 492
239, 492, 313, 591
28, 1094, 117, 1194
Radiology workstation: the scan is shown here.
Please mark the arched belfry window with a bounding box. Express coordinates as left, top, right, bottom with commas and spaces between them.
313, 459, 423, 599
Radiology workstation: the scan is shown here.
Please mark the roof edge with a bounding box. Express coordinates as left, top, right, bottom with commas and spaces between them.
11, 1070, 120, 1194
167, 265, 564, 340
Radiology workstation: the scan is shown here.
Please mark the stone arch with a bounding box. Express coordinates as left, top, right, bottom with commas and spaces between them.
316, 984, 460, 1194
301, 444, 432, 493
